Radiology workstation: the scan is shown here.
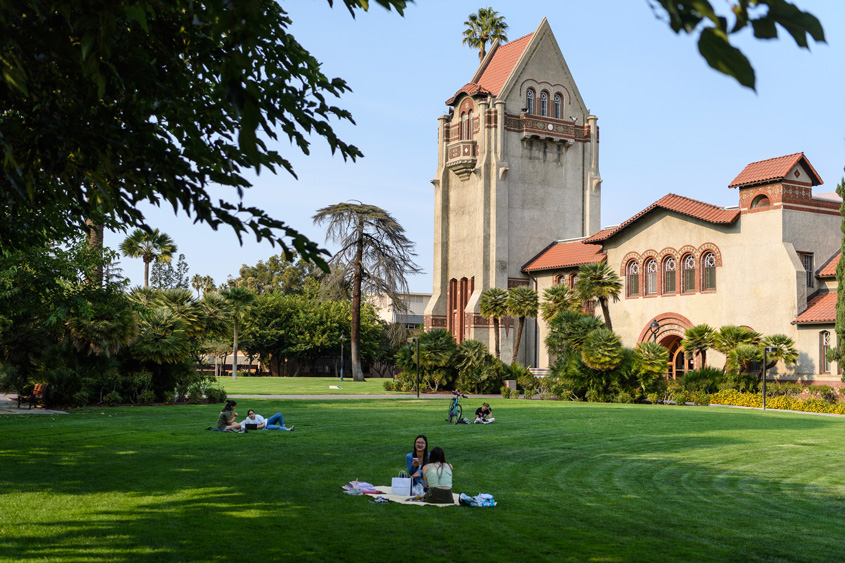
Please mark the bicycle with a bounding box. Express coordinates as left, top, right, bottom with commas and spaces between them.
445, 390, 467, 424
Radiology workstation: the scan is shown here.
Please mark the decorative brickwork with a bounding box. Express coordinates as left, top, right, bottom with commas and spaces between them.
485, 109, 497, 128
504, 113, 592, 143
507, 277, 530, 288
424, 315, 447, 330
637, 312, 694, 343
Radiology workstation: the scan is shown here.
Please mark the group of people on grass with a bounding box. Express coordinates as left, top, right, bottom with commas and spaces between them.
215, 400, 294, 432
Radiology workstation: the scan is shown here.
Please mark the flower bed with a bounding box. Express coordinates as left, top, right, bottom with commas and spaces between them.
710, 390, 845, 415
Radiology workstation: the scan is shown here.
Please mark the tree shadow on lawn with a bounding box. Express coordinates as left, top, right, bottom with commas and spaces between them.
2, 402, 845, 561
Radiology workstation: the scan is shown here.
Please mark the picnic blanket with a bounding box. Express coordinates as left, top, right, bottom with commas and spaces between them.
372, 485, 460, 507
342, 481, 459, 506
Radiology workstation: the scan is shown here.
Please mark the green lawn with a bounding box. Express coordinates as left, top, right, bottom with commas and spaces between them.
214, 375, 403, 395
3, 399, 845, 561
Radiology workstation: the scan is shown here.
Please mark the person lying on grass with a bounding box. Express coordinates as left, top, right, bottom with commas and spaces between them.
474, 403, 494, 424
406, 434, 429, 489
422, 446, 453, 504
242, 409, 295, 431
217, 400, 241, 432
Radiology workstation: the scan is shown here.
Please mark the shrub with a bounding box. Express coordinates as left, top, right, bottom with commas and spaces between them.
382, 380, 396, 392
690, 391, 710, 406
646, 392, 661, 405
615, 391, 634, 404
673, 390, 688, 405
138, 389, 156, 405
187, 388, 204, 404
500, 386, 510, 398
810, 385, 836, 403
683, 367, 724, 393
73, 390, 89, 407
103, 391, 123, 406
204, 387, 227, 403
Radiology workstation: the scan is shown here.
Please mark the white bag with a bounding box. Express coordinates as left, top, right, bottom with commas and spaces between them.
391, 471, 412, 496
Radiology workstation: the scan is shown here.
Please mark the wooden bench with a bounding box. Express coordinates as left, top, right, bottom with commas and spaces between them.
17, 383, 48, 409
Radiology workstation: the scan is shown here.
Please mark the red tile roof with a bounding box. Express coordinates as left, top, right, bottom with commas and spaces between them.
794, 292, 836, 324
729, 152, 823, 188
522, 239, 605, 272
445, 32, 533, 105
818, 251, 840, 278
583, 194, 740, 243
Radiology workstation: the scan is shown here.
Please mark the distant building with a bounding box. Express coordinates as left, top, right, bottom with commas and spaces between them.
370, 292, 432, 330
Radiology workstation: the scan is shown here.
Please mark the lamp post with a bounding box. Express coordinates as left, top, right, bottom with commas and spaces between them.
649, 320, 660, 342
339, 334, 345, 382
762, 346, 776, 411
408, 337, 420, 399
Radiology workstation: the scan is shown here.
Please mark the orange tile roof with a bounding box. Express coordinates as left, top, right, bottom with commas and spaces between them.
794, 292, 836, 324
818, 250, 840, 278
729, 152, 823, 188
445, 32, 533, 105
522, 239, 605, 272
583, 194, 740, 243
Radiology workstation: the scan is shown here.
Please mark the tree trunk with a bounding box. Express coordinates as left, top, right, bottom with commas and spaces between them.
231, 316, 238, 379
493, 318, 501, 359
85, 219, 104, 287
143, 257, 151, 288
512, 316, 525, 365
350, 222, 365, 381
599, 298, 613, 331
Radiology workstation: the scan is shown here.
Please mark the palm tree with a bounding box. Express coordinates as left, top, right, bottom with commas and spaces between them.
221, 287, 255, 380
202, 275, 217, 296
540, 284, 578, 323
581, 328, 624, 371
508, 286, 538, 364
682, 324, 716, 367
761, 334, 799, 372
479, 287, 508, 359
545, 310, 604, 356
576, 261, 622, 331
713, 325, 760, 359
462, 7, 508, 63
66, 296, 138, 357
313, 202, 421, 382
119, 228, 177, 288
191, 274, 204, 298
634, 341, 670, 387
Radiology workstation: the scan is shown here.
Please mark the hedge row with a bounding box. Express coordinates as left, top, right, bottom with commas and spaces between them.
710, 390, 845, 415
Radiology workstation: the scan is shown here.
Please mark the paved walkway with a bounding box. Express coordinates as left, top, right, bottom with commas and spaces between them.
0, 393, 68, 415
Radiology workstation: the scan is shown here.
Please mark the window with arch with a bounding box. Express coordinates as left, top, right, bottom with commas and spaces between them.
627, 261, 640, 297
554, 94, 562, 119
702, 252, 716, 290
682, 254, 696, 293
526, 89, 535, 114
540, 91, 548, 116
663, 256, 676, 294
751, 195, 771, 209
820, 331, 831, 374
570, 273, 578, 289
554, 274, 565, 286
467, 110, 473, 139
459, 113, 466, 140
645, 259, 658, 295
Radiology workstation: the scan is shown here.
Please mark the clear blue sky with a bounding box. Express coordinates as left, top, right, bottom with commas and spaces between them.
113, 1, 845, 293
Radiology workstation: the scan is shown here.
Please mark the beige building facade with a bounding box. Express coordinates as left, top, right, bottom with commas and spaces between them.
426, 20, 842, 385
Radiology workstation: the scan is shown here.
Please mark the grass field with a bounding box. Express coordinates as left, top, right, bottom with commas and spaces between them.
214, 375, 403, 395
3, 399, 845, 562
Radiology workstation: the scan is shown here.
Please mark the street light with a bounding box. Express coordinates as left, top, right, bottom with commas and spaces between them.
762, 346, 776, 410
408, 337, 420, 399
339, 334, 346, 382
649, 320, 660, 342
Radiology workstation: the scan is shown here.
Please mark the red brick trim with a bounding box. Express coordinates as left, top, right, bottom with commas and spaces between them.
508, 277, 530, 288
637, 312, 694, 344
424, 315, 447, 330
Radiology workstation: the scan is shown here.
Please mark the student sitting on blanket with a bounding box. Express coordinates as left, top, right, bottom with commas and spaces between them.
217, 400, 241, 432
422, 446, 454, 504
405, 434, 429, 489
241, 409, 295, 431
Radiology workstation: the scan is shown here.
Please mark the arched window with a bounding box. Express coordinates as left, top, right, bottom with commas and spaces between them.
570, 273, 578, 289
751, 195, 771, 209
663, 256, 676, 294
467, 110, 473, 139
702, 252, 716, 290
645, 259, 657, 295
554, 94, 562, 119
554, 274, 564, 286
540, 91, 548, 116
820, 331, 831, 374
459, 112, 466, 140
627, 261, 640, 297
526, 89, 535, 115
683, 254, 696, 293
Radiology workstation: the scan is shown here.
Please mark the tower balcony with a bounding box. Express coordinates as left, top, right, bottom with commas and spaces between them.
446, 140, 477, 181
504, 113, 591, 144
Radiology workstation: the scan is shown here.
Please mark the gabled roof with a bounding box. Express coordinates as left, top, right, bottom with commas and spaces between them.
445, 32, 533, 105
583, 194, 740, 244
728, 152, 823, 188
794, 292, 836, 324
522, 239, 604, 272
818, 250, 840, 278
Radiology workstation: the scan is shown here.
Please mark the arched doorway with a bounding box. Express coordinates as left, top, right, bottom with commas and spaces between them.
638, 313, 695, 379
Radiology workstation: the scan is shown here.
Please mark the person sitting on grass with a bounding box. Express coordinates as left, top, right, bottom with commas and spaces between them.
422, 446, 454, 504
406, 434, 429, 489
242, 409, 295, 431
474, 402, 494, 424
217, 400, 241, 432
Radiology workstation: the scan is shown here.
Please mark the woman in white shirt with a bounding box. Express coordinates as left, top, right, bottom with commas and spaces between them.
422, 446, 454, 504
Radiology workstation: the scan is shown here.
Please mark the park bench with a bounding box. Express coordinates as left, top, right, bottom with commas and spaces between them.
17, 383, 48, 409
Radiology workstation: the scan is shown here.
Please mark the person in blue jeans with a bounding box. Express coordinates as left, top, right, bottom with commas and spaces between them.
405, 434, 429, 489
242, 409, 295, 431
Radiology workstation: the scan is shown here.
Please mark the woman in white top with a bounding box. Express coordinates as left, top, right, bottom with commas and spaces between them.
422, 446, 454, 504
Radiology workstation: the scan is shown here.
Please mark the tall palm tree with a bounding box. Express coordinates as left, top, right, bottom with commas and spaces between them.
191, 274, 204, 298
682, 324, 716, 367
313, 202, 421, 382
462, 7, 509, 63
540, 284, 578, 323
508, 286, 538, 364
119, 228, 177, 288
761, 334, 799, 372
221, 287, 255, 380
575, 261, 622, 331
479, 287, 508, 359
